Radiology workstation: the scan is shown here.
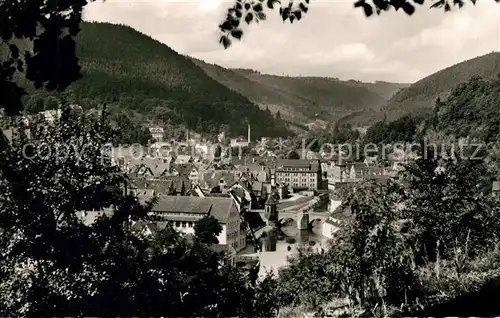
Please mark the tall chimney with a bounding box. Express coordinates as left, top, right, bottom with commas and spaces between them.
247, 123, 251, 143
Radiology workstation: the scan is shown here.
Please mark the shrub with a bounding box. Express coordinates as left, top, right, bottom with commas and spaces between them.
286, 237, 296, 244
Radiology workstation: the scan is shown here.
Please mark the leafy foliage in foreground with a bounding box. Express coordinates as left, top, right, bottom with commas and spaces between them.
0, 106, 279, 316
275, 144, 500, 316
383, 52, 500, 121
431, 75, 500, 142
194, 215, 223, 244
0, 0, 91, 115
218, 0, 492, 48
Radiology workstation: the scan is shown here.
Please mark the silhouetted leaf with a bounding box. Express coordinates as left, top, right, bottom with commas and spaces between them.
9, 45, 19, 59
220, 35, 232, 48
354, 0, 365, 8
230, 18, 240, 27
299, 2, 308, 12
453, 0, 464, 7
282, 7, 290, 20
235, 9, 243, 17
231, 29, 243, 39
244, 2, 251, 10
236, 2, 243, 9
402, 2, 415, 14
257, 11, 267, 20
289, 14, 296, 23
267, 0, 281, 9
245, 12, 254, 23
16, 60, 23, 72
390, 0, 406, 9
444, 2, 451, 10
253, 3, 263, 11
363, 3, 374, 16
220, 21, 233, 31
413, 0, 424, 4
293, 10, 302, 20
430, 0, 445, 8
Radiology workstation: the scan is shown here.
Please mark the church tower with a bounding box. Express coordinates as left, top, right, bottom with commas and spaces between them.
264, 194, 278, 226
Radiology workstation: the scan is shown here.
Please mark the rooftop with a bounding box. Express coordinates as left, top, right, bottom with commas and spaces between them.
147, 196, 238, 223
493, 181, 500, 191
275, 159, 320, 172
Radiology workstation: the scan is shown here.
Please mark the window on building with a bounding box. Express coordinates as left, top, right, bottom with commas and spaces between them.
182, 222, 186, 228
175, 221, 180, 227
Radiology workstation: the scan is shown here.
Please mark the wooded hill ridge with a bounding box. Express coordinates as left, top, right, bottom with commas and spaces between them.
335, 52, 500, 126
192, 58, 410, 123
13, 22, 500, 138
17, 22, 290, 139
382, 51, 500, 122
15, 21, 410, 137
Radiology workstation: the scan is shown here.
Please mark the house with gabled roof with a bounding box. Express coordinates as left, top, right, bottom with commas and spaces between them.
364, 157, 378, 167
145, 196, 246, 251
128, 157, 170, 179
1, 127, 31, 144
341, 162, 390, 182
168, 163, 199, 185
493, 181, 500, 198
135, 164, 155, 178
322, 205, 352, 239
129, 175, 191, 197
198, 170, 238, 193
174, 155, 193, 165
131, 220, 159, 237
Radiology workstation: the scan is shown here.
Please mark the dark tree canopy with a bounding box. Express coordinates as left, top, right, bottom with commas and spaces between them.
0, 0, 94, 115
0, 101, 279, 316
218, 0, 489, 48
194, 215, 223, 244
286, 150, 301, 159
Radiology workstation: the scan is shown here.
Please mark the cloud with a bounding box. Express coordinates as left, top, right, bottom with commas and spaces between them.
83, 0, 500, 83
299, 43, 376, 65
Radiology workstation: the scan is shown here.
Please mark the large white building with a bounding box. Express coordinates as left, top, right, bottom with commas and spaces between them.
149, 127, 164, 142
322, 205, 351, 239
147, 196, 246, 252
274, 159, 322, 190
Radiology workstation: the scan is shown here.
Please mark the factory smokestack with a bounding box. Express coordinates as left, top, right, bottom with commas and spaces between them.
247, 123, 251, 143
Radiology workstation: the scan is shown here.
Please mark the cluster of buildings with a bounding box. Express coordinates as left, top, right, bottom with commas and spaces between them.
114, 135, 416, 258
0, 109, 443, 266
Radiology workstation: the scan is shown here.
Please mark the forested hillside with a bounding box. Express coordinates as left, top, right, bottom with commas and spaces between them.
192, 59, 408, 122
383, 52, 500, 121
21, 22, 290, 139
432, 75, 500, 142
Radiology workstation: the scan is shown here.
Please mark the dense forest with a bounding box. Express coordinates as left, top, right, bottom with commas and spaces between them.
432, 75, 500, 142
334, 52, 500, 126
383, 52, 500, 121
19, 22, 291, 140
193, 59, 408, 123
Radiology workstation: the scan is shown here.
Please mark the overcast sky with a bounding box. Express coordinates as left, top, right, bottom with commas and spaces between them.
83, 0, 500, 83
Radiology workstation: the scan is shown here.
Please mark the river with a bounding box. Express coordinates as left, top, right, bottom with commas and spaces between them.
256, 219, 327, 277
278, 219, 326, 248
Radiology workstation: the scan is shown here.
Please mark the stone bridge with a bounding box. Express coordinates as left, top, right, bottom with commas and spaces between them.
258, 210, 329, 230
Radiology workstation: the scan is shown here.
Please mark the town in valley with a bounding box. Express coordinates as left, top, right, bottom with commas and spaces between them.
2, 0, 500, 316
